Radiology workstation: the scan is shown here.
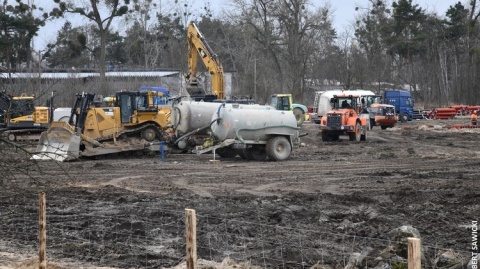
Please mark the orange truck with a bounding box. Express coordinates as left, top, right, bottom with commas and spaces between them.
368, 103, 398, 130
320, 94, 367, 141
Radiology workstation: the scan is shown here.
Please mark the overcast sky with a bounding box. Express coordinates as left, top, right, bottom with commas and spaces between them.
33, 0, 462, 51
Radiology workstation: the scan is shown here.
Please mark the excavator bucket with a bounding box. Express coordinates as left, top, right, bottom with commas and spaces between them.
32, 121, 81, 162
186, 85, 206, 97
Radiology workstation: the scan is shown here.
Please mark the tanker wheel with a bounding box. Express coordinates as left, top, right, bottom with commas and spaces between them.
349, 122, 361, 142
216, 147, 238, 158
381, 125, 387, 130
245, 146, 267, 161
7, 133, 16, 142
266, 136, 291, 161
293, 108, 304, 127
141, 127, 157, 142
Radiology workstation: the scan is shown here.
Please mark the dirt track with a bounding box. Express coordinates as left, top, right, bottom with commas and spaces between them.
1, 119, 479, 268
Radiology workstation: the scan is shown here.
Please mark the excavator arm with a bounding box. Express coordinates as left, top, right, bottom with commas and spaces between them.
186, 22, 225, 100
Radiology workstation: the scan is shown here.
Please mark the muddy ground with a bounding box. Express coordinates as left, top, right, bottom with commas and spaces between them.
0, 118, 479, 268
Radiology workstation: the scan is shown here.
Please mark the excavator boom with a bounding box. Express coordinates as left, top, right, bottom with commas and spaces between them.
186, 22, 225, 100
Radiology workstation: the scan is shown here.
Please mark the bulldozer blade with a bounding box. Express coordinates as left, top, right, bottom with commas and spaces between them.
31, 122, 81, 162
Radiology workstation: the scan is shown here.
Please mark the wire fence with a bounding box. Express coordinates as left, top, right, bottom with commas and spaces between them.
0, 193, 474, 268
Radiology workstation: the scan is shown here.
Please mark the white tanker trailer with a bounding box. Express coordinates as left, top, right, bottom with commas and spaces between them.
171, 101, 275, 149
208, 104, 300, 161
170, 101, 301, 161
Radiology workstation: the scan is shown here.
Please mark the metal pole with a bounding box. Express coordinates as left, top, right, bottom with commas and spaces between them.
254, 59, 257, 101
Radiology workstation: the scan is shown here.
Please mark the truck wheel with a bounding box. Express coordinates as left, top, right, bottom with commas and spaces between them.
381, 125, 387, 130
141, 127, 157, 142
266, 136, 291, 161
321, 131, 331, 141
400, 113, 408, 123
360, 129, 367, 141
349, 122, 361, 142
293, 108, 304, 126
370, 118, 375, 130
245, 146, 267, 161
217, 147, 238, 158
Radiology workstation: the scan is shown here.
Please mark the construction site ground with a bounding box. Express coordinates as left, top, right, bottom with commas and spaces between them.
1, 118, 478, 268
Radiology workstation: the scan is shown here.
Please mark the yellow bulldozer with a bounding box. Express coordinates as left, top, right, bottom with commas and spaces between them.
33, 90, 171, 161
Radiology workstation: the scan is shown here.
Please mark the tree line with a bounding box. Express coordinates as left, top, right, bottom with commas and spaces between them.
1, 0, 480, 106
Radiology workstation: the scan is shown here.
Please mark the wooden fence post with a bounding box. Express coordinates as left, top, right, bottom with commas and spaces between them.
39, 192, 46, 269
185, 209, 197, 269
407, 237, 421, 269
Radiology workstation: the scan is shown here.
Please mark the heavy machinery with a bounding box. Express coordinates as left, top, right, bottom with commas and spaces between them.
310, 90, 378, 124
185, 21, 225, 101
33, 90, 171, 161
368, 103, 398, 130
320, 94, 367, 142
185, 22, 254, 104
267, 93, 308, 126
170, 101, 301, 161
206, 104, 301, 161
0, 91, 53, 142
383, 89, 414, 122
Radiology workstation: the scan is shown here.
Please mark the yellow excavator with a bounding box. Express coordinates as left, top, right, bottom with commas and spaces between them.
33, 90, 171, 161
0, 92, 53, 142
185, 21, 225, 101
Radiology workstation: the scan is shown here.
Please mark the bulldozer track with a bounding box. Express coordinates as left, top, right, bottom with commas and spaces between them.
1, 128, 47, 142
94, 123, 164, 143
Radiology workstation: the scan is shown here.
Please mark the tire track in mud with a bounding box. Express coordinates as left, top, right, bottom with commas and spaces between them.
37, 155, 476, 198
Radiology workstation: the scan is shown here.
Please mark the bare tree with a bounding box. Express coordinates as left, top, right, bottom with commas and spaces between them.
230, 0, 335, 103
52, 0, 130, 90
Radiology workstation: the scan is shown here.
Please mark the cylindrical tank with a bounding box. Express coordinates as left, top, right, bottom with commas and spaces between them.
211, 106, 298, 142
171, 101, 276, 135
171, 101, 222, 135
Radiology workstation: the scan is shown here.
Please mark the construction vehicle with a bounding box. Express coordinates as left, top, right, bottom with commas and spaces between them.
383, 89, 414, 122
33, 90, 171, 161
267, 93, 308, 126
170, 101, 302, 161
0, 91, 53, 142
185, 22, 254, 104
310, 90, 377, 125
180, 102, 300, 161
185, 21, 225, 101
368, 103, 398, 130
320, 94, 367, 142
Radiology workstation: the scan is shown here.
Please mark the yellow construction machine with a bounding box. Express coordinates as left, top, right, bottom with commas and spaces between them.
185, 21, 225, 101
33, 90, 171, 161
0, 92, 53, 142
